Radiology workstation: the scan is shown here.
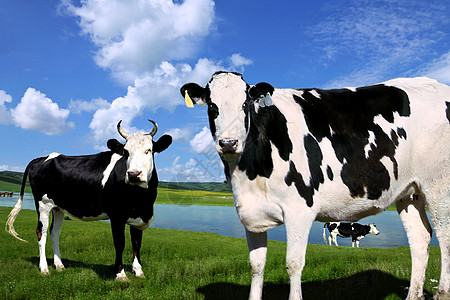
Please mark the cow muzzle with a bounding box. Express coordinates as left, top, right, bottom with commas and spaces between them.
218, 138, 238, 154
127, 170, 143, 184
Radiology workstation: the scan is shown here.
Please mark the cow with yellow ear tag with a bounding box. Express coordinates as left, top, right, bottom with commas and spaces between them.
181, 71, 450, 300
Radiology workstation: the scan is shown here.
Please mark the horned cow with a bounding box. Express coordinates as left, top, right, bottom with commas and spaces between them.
6, 120, 172, 280
181, 72, 450, 300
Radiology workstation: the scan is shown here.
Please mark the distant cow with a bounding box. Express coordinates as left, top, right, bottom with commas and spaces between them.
6, 120, 172, 280
323, 222, 380, 247
5, 192, 13, 197
0, 192, 5, 197
181, 72, 450, 300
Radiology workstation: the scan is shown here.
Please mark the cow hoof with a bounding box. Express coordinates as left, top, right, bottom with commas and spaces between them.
132, 267, 145, 278
55, 264, 65, 271
134, 271, 145, 278
115, 270, 128, 281
41, 269, 50, 275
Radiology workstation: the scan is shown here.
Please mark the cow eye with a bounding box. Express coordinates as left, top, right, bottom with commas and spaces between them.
145, 149, 152, 154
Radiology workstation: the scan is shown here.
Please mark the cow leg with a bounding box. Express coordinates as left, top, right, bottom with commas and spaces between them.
50, 208, 65, 271
332, 233, 339, 246
396, 195, 432, 300
111, 219, 127, 280
37, 198, 54, 274
285, 213, 315, 300
433, 227, 450, 300
245, 229, 267, 300
351, 239, 355, 247
433, 226, 450, 300
130, 226, 145, 278
426, 193, 450, 300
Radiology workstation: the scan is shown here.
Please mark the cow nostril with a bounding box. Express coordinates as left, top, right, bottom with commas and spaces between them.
127, 170, 142, 182
219, 139, 238, 153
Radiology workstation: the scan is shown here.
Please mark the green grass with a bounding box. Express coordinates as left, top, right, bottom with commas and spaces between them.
1, 207, 441, 299
155, 188, 233, 206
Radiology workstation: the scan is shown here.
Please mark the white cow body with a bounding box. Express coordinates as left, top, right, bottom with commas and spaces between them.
182, 73, 450, 300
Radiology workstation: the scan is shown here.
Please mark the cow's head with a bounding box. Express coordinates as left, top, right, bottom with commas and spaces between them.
180, 71, 274, 162
107, 120, 172, 188
369, 224, 380, 235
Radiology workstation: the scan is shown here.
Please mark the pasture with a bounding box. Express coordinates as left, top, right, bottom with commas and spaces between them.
1, 207, 441, 299
156, 187, 234, 206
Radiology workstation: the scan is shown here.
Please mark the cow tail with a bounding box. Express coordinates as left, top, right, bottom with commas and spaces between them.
323, 223, 329, 245
5, 162, 32, 242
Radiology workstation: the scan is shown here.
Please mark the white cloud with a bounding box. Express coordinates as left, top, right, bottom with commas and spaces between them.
89, 58, 224, 146
62, 0, 239, 147
10, 88, 75, 135
422, 51, 450, 85
310, 0, 449, 85
159, 155, 224, 182
0, 164, 25, 172
164, 127, 193, 143
62, 0, 253, 151
229, 53, 253, 72
63, 0, 215, 82
190, 126, 215, 154
68, 97, 109, 114
312, 1, 445, 60
156, 124, 224, 182
0, 90, 12, 125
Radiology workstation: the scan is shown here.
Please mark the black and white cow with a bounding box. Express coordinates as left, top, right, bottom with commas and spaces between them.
181, 72, 450, 300
6, 120, 172, 280
323, 222, 380, 247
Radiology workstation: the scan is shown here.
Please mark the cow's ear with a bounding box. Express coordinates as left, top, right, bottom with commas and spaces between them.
248, 82, 275, 100
153, 135, 172, 153
107, 139, 124, 155
180, 83, 209, 107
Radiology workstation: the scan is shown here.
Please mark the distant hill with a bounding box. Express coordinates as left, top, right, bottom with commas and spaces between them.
0, 171, 29, 193
158, 181, 231, 193
0, 171, 25, 185
0, 170, 231, 193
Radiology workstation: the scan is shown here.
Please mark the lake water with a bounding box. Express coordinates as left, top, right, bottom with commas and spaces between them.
0, 193, 439, 248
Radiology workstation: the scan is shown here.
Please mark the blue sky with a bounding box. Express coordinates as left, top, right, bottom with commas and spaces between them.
1, 0, 450, 182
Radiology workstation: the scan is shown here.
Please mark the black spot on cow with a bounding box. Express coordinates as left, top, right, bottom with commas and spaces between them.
207, 101, 219, 138
304, 134, 324, 190
390, 129, 399, 147
285, 161, 314, 207
237, 95, 293, 180
397, 127, 407, 139
283, 134, 325, 207
326, 165, 334, 181
446, 102, 450, 124
221, 157, 231, 183
294, 85, 410, 199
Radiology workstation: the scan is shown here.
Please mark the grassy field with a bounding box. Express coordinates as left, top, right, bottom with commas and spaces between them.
1, 207, 441, 299
0, 186, 234, 206
0, 175, 234, 206
156, 188, 234, 206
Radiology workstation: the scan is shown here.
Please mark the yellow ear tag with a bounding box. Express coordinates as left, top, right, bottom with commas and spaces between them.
184, 90, 194, 108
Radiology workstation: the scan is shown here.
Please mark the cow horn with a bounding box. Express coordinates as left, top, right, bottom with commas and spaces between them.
148, 119, 158, 136
117, 120, 129, 139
